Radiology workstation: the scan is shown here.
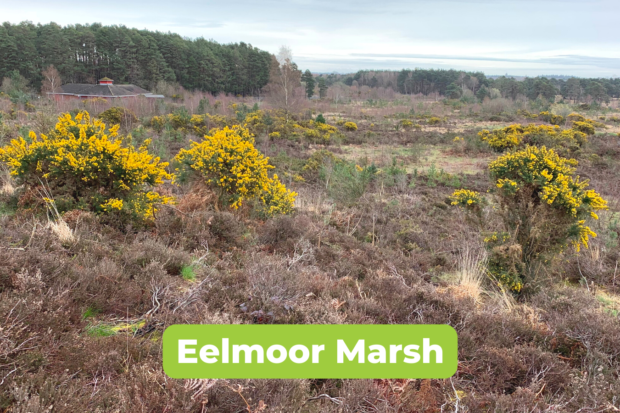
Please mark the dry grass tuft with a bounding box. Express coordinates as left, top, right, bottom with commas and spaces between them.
48, 219, 74, 244
38, 183, 75, 245
455, 246, 488, 302
0, 165, 15, 195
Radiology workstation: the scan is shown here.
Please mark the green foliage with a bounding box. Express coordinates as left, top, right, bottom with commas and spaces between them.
98, 107, 138, 128
382, 157, 408, 188
445, 82, 462, 99
0, 70, 31, 104
301, 150, 343, 175
181, 264, 196, 281
197, 98, 211, 114
425, 164, 461, 188
317, 77, 328, 99
301, 69, 315, 98
321, 161, 376, 205
315, 114, 326, 124
476, 85, 490, 101
82, 306, 101, 320
85, 323, 115, 337
0, 22, 272, 94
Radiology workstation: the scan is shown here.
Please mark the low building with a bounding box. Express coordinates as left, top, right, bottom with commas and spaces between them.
48, 77, 163, 101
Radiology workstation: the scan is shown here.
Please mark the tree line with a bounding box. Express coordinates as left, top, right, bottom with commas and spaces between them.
322, 69, 620, 102
0, 22, 273, 95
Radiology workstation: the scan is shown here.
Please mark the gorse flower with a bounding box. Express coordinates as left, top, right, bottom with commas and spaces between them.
0, 111, 173, 220
258, 174, 297, 217
452, 144, 608, 293
174, 125, 295, 214
479, 123, 589, 152
489, 145, 607, 250
343, 121, 358, 131
450, 189, 482, 208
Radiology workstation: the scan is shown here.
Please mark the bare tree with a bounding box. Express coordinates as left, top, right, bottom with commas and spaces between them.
329, 83, 347, 107
265, 46, 303, 122
41, 65, 62, 95
467, 76, 479, 94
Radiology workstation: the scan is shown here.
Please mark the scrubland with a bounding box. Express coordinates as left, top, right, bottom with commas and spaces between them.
1, 92, 620, 412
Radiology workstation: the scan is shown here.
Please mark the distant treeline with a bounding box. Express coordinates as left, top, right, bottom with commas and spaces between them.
0, 22, 273, 95
320, 69, 620, 102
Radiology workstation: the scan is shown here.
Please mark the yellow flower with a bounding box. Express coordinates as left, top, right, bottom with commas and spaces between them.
0, 110, 173, 220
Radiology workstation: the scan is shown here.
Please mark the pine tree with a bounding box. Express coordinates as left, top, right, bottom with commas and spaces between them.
0, 25, 19, 80
476, 85, 490, 101
301, 69, 315, 98
318, 77, 327, 99
0, 22, 273, 95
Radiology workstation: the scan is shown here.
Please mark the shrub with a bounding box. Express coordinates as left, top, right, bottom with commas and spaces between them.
167, 108, 191, 131
428, 117, 442, 125
450, 189, 482, 209
175, 125, 295, 213
301, 150, 343, 175
572, 121, 595, 136
190, 114, 208, 135
400, 119, 414, 128
315, 114, 326, 124
150, 115, 166, 132
567, 113, 587, 123
174, 126, 271, 209
181, 264, 196, 281
479, 124, 587, 152
517, 109, 539, 119
343, 121, 358, 131
98, 107, 138, 128
479, 125, 523, 151
256, 174, 297, 218
322, 161, 376, 205
538, 111, 564, 125
486, 146, 607, 292
0, 111, 173, 220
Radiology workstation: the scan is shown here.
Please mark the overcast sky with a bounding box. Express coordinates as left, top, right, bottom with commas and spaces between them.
3, 0, 618, 77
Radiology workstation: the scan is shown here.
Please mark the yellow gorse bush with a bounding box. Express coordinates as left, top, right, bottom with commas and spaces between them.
343, 121, 358, 131
98, 107, 137, 127
450, 189, 482, 208
489, 145, 607, 250
271, 115, 339, 143
537, 111, 564, 125
175, 125, 295, 214
0, 111, 173, 219
479, 125, 523, 150
479, 124, 588, 151
174, 125, 271, 209
258, 174, 297, 217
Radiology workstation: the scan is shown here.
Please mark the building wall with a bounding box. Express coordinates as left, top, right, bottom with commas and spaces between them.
51, 94, 138, 102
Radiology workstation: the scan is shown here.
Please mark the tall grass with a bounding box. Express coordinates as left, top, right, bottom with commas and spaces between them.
38, 182, 75, 245
455, 246, 488, 302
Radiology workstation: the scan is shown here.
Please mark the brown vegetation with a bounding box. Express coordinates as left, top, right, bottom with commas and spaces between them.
1, 87, 620, 412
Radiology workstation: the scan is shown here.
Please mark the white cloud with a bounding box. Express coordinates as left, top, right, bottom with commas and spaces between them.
2, 0, 619, 76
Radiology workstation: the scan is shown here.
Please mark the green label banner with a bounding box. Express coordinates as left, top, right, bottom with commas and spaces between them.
163, 324, 457, 379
